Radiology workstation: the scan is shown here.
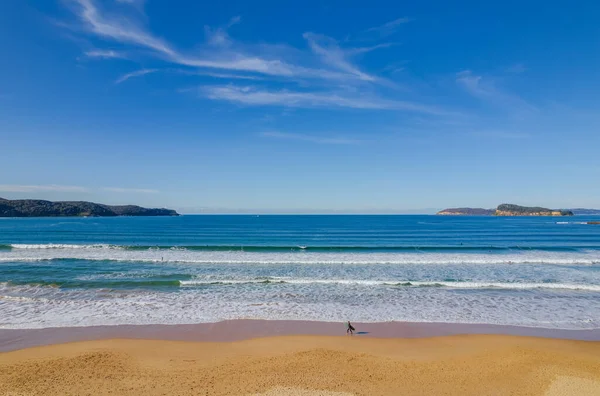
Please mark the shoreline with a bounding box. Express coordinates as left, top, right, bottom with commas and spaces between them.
2, 319, 600, 352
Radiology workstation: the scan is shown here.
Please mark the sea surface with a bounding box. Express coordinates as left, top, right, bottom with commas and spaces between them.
1, 215, 600, 330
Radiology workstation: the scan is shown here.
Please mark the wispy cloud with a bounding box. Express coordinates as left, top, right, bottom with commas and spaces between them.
84, 49, 127, 59
68, 1, 323, 79
349, 43, 397, 55
174, 69, 264, 80
0, 185, 89, 193
261, 131, 361, 145
456, 70, 536, 112
71, 0, 176, 57
456, 70, 486, 96
204, 16, 241, 47
60, 2, 454, 117
66, 1, 385, 83
363, 17, 412, 38
102, 187, 159, 193
303, 32, 378, 82
115, 68, 158, 84
202, 85, 448, 114
197, 72, 263, 80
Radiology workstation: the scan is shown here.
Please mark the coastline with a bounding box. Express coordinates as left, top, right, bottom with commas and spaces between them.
2, 319, 600, 353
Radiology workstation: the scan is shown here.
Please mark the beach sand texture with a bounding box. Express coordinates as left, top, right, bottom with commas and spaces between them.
1, 335, 600, 395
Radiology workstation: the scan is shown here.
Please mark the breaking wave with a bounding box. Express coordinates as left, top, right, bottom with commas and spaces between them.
3, 243, 597, 252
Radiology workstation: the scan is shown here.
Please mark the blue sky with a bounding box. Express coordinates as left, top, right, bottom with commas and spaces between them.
1, 0, 600, 213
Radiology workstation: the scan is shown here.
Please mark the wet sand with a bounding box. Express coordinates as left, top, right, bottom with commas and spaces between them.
2, 332, 600, 395
2, 319, 600, 352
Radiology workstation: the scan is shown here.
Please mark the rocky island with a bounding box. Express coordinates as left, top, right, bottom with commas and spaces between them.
0, 198, 179, 217
437, 204, 573, 216
494, 204, 573, 217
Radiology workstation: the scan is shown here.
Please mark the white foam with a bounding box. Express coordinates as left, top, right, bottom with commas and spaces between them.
1, 280, 599, 330
2, 245, 600, 329
10, 244, 122, 250
403, 281, 600, 291
178, 278, 600, 291
1, 247, 600, 265
180, 279, 280, 285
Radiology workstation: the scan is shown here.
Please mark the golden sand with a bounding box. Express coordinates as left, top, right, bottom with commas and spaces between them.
1, 335, 599, 395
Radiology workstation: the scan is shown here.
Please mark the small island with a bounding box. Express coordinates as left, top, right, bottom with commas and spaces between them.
437, 204, 573, 216
495, 204, 573, 217
0, 198, 179, 217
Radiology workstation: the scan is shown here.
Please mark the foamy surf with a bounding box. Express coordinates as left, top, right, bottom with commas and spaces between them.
4, 278, 600, 292
178, 278, 600, 291
9, 244, 124, 250
1, 247, 599, 265
2, 215, 600, 330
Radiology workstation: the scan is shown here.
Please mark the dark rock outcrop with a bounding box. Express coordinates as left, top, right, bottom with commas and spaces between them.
0, 198, 179, 217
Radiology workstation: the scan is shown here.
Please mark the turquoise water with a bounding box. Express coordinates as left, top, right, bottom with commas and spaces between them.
1, 215, 600, 329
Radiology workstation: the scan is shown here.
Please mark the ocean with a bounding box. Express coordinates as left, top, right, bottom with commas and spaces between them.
1, 215, 599, 329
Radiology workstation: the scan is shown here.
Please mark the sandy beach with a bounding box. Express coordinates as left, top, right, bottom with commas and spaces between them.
2, 322, 600, 396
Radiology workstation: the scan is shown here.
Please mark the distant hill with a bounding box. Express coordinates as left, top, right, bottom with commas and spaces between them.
0, 198, 179, 217
437, 204, 574, 216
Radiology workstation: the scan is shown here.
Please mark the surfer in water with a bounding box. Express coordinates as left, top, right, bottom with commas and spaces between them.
346, 321, 355, 335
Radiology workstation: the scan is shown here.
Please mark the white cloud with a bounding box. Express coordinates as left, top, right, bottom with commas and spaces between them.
204, 16, 241, 47
72, 0, 176, 57
174, 69, 264, 80
202, 85, 449, 114
456, 70, 486, 96
0, 185, 89, 193
115, 68, 158, 84
193, 71, 263, 80
261, 131, 361, 145
363, 17, 412, 38
61, 2, 456, 117
84, 49, 127, 59
69, 1, 315, 79
456, 70, 536, 111
66, 1, 379, 83
103, 187, 159, 193
348, 43, 397, 55
303, 32, 377, 82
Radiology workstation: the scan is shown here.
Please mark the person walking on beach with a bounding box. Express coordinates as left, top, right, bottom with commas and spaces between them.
346, 321, 355, 335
